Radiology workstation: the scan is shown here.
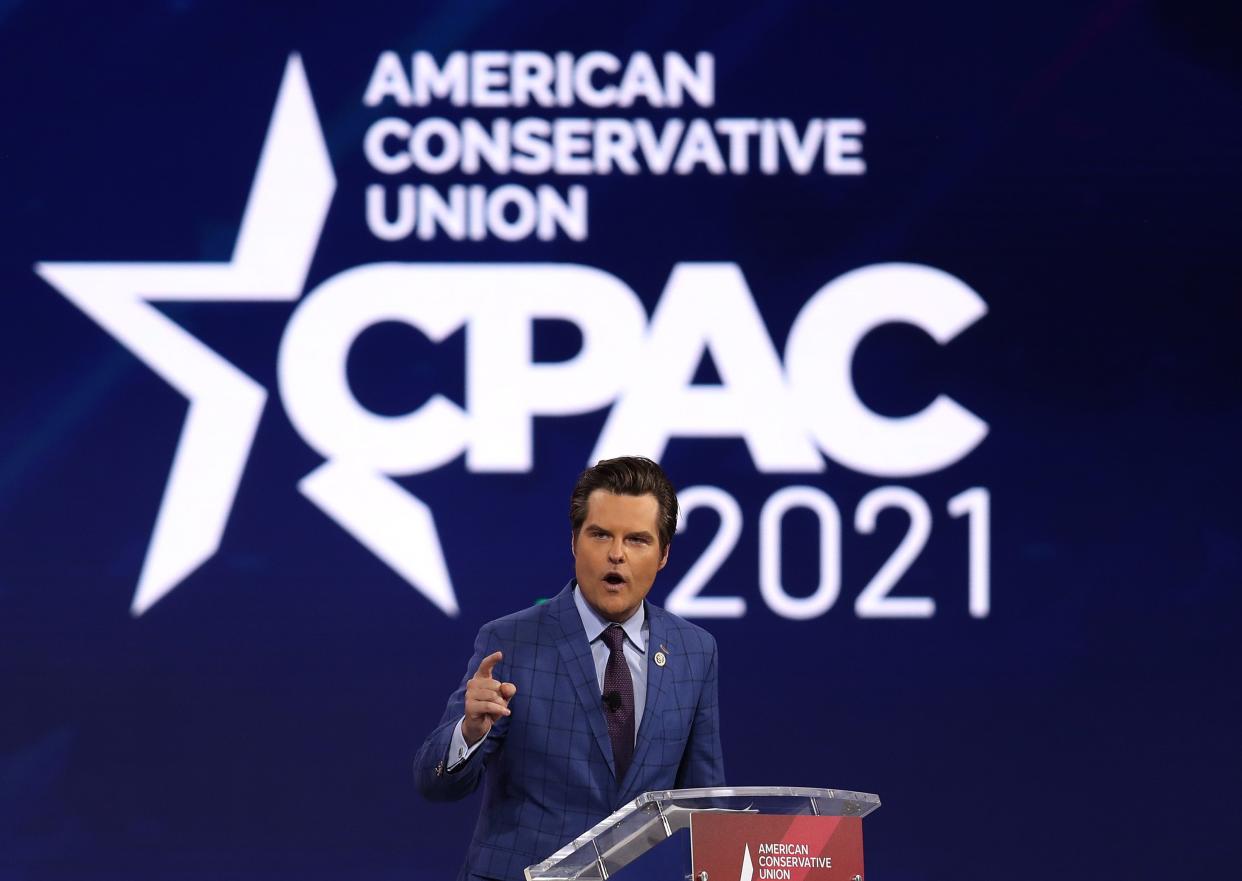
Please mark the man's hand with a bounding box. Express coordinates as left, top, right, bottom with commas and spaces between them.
463, 651, 518, 746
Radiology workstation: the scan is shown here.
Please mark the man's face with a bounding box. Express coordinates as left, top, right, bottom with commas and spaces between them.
572, 490, 669, 623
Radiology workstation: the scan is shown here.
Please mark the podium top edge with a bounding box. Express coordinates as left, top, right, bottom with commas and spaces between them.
635, 785, 881, 807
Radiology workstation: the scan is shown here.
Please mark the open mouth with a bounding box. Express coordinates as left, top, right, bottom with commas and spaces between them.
603, 572, 626, 586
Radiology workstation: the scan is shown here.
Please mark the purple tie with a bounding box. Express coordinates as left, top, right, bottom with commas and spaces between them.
601, 624, 635, 781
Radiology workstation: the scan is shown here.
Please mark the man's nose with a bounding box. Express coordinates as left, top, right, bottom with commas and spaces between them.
608, 540, 625, 563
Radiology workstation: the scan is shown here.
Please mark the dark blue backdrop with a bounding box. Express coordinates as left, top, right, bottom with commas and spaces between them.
3, 1, 1240, 879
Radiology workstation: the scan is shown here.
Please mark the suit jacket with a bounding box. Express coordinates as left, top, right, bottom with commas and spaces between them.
414, 582, 725, 881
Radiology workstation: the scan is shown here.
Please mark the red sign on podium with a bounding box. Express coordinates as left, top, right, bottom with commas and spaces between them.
690, 813, 864, 881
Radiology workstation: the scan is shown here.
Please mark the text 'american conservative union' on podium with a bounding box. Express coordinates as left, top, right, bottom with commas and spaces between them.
525, 786, 881, 881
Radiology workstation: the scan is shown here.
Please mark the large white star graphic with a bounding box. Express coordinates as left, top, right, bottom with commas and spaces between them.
36, 54, 457, 618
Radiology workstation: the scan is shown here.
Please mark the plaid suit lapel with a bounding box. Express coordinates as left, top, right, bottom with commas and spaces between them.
619, 602, 670, 801
549, 584, 615, 775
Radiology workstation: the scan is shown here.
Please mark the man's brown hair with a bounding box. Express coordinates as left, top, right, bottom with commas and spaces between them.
569, 456, 679, 551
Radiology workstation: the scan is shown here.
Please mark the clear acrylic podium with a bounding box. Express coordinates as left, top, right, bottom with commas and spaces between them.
524, 786, 881, 881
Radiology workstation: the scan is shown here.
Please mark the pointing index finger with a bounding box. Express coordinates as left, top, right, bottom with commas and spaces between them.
476, 650, 503, 680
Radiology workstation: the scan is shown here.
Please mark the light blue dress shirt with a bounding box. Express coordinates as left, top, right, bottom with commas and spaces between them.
447, 584, 649, 769
572, 582, 649, 728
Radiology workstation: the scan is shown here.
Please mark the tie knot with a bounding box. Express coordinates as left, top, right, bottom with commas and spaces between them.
602, 623, 626, 652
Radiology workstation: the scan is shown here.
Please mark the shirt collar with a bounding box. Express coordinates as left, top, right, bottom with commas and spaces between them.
572, 582, 647, 652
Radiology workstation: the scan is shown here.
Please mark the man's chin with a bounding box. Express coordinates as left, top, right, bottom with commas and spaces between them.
589, 591, 629, 619
604, 599, 640, 622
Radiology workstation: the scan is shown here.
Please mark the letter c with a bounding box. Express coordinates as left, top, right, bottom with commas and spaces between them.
278, 263, 471, 475
784, 262, 988, 477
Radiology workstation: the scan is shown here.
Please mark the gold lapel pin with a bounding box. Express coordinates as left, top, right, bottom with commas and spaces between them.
654, 650, 667, 667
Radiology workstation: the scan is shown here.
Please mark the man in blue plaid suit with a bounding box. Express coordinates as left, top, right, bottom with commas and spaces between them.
414, 457, 725, 881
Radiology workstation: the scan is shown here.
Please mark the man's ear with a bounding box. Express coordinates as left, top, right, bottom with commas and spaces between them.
570, 531, 577, 559
657, 543, 669, 571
